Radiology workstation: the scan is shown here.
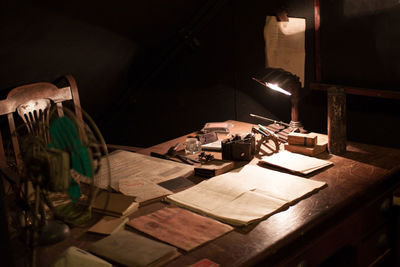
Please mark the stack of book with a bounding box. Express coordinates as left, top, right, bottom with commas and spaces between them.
284, 132, 328, 156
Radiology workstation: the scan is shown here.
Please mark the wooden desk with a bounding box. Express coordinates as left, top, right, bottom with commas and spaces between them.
139, 120, 400, 266
32, 120, 400, 267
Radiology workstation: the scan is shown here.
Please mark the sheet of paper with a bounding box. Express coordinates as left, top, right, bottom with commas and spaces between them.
119, 177, 172, 204
260, 150, 333, 175
127, 207, 233, 251
168, 172, 253, 213
167, 165, 326, 226
239, 165, 327, 202
93, 150, 194, 190
264, 16, 305, 86
211, 190, 287, 224
87, 216, 128, 235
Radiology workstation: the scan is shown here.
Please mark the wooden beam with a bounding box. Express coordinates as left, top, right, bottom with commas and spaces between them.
310, 82, 400, 100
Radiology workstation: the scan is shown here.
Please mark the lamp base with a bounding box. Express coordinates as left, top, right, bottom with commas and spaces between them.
37, 220, 70, 246
289, 121, 307, 134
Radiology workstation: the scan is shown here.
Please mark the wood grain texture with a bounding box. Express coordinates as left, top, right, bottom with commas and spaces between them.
32, 121, 400, 267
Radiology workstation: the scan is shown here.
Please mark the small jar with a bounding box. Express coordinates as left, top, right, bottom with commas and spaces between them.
184, 138, 202, 155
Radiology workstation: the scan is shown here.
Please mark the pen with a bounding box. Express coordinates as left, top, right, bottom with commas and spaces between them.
252, 127, 269, 138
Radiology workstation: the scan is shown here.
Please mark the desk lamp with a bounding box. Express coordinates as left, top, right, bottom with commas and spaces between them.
252, 67, 305, 132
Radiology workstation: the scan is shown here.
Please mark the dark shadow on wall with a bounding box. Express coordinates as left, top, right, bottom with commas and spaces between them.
0, 0, 137, 121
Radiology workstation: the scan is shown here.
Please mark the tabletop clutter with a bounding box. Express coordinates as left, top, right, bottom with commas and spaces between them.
53, 121, 333, 267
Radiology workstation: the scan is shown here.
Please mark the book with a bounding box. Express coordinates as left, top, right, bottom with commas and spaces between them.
87, 216, 129, 235
89, 230, 180, 267
285, 133, 328, 156
287, 132, 317, 147
194, 159, 235, 178
53, 246, 112, 267
260, 150, 333, 175
190, 259, 220, 267
127, 206, 233, 251
92, 191, 138, 217
166, 165, 326, 226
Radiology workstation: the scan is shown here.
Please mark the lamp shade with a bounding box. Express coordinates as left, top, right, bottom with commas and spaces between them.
252, 67, 305, 132
252, 67, 301, 96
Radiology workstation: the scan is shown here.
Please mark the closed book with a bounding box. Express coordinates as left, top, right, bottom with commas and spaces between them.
87, 216, 128, 235
127, 207, 233, 251
89, 230, 180, 267
194, 160, 235, 178
284, 143, 326, 156
92, 192, 138, 217
287, 132, 317, 147
285, 133, 327, 156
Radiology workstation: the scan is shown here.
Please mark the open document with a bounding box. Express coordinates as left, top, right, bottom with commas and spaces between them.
167, 165, 326, 226
260, 150, 333, 175
93, 150, 194, 191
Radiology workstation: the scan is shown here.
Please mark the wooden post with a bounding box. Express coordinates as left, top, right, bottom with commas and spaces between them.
327, 87, 346, 154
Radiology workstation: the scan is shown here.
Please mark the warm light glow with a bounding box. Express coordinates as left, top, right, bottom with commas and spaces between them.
265, 82, 291, 96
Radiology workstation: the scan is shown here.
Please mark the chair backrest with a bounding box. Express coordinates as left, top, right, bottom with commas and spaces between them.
0, 75, 83, 172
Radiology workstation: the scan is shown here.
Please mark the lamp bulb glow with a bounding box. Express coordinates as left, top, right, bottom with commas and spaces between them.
265, 82, 291, 96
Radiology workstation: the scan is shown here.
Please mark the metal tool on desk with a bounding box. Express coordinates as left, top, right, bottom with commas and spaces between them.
250, 113, 293, 142
150, 143, 200, 165
252, 124, 280, 155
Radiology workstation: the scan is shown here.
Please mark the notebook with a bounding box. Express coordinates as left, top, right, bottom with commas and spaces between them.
92, 191, 138, 217
127, 206, 233, 251
89, 230, 180, 267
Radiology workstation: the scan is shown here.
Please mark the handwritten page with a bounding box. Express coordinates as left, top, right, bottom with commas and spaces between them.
264, 16, 305, 86
93, 150, 194, 190
119, 177, 172, 204
167, 165, 326, 226
260, 150, 333, 175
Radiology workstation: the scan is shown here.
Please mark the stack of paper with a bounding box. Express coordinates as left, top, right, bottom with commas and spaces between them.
260, 150, 333, 175
93, 150, 194, 190
167, 165, 326, 226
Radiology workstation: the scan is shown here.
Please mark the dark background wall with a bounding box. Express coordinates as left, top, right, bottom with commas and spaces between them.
317, 0, 400, 147
0, 0, 398, 148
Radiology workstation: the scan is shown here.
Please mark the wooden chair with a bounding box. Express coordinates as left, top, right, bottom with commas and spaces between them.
0, 75, 86, 265
0, 75, 83, 181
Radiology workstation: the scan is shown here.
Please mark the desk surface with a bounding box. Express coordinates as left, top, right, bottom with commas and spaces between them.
34, 120, 400, 267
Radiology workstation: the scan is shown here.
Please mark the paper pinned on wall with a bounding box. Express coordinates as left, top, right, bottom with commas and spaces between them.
264, 16, 306, 86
